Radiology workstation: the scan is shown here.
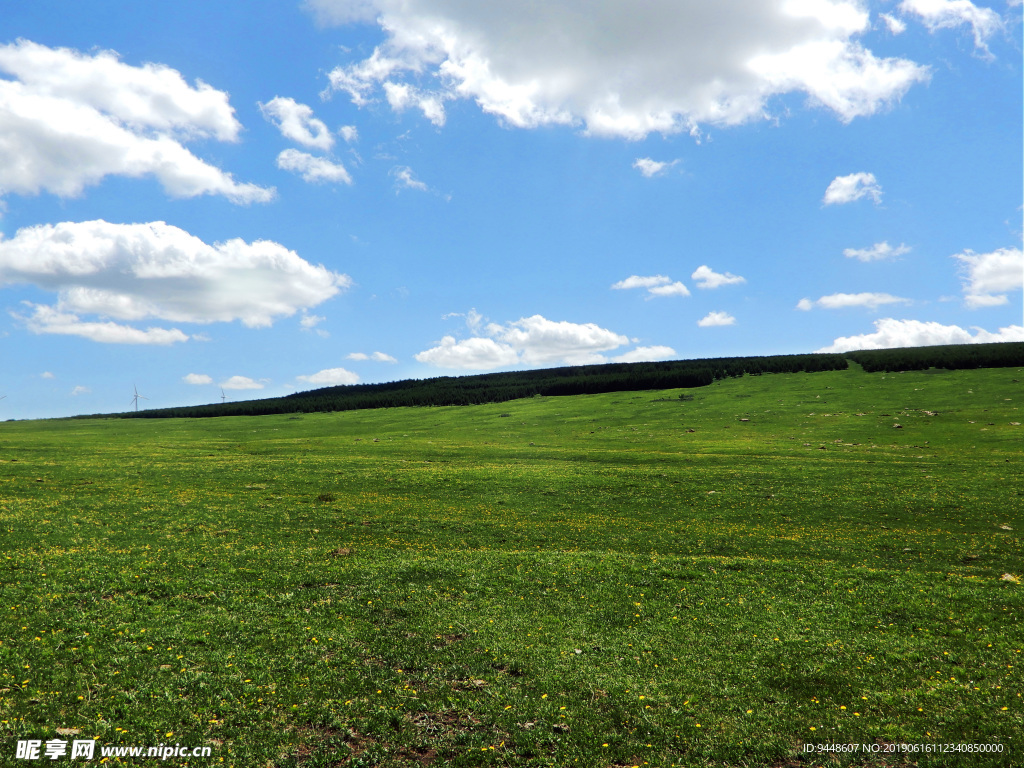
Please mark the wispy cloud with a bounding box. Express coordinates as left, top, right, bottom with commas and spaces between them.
843, 241, 911, 261
797, 292, 911, 310
612, 275, 690, 298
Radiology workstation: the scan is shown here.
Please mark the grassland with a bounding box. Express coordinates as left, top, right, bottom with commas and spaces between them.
0, 364, 1021, 767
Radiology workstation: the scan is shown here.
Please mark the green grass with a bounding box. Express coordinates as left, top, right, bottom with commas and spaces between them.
1, 365, 1021, 766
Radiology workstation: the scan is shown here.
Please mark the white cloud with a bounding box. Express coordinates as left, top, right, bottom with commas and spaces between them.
612, 275, 671, 290
613, 274, 690, 297
823, 172, 882, 205
494, 315, 630, 365
415, 335, 520, 370
221, 375, 267, 390
633, 158, 678, 177
698, 311, 737, 327
300, 314, 326, 328
17, 303, 189, 345
392, 165, 428, 192
0, 220, 349, 342
647, 282, 692, 297
184, 373, 213, 385
347, 351, 398, 362
40, 371, 55, 379
71, 386, 90, 396
952, 247, 1023, 309
0, 39, 273, 204
691, 265, 746, 289
843, 241, 911, 261
383, 81, 447, 125
899, 0, 1003, 53
416, 313, 641, 369
612, 345, 677, 363
339, 125, 359, 143
259, 96, 335, 150
880, 13, 908, 34
817, 318, 1024, 352
797, 292, 911, 310
276, 149, 352, 184
296, 367, 360, 386
319, 0, 928, 140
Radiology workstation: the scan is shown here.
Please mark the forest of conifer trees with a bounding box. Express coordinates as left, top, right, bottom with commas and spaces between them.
94, 341, 1024, 420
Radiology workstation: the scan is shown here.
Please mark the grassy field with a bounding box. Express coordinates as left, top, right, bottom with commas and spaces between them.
0, 364, 1021, 767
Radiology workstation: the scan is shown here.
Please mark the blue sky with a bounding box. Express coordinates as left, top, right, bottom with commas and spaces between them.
0, 0, 1021, 419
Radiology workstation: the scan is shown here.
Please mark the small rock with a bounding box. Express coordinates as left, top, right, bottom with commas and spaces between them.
1000, 573, 1020, 584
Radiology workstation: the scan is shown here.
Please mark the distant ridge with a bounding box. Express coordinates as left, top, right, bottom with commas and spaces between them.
102, 341, 1024, 420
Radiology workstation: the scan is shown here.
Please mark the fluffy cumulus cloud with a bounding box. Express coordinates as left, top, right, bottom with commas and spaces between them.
0, 219, 350, 344
952, 247, 1023, 309
259, 96, 334, 150
633, 158, 678, 177
183, 373, 213, 385
823, 172, 882, 205
612, 275, 690, 298
415, 313, 652, 369
698, 311, 737, 327
817, 318, 1024, 352
414, 335, 520, 370
691, 265, 746, 289
0, 39, 273, 203
317, 0, 928, 140
797, 292, 911, 310
496, 315, 630, 365
843, 241, 911, 261
899, 0, 1004, 53
277, 149, 352, 184
296, 367, 360, 386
